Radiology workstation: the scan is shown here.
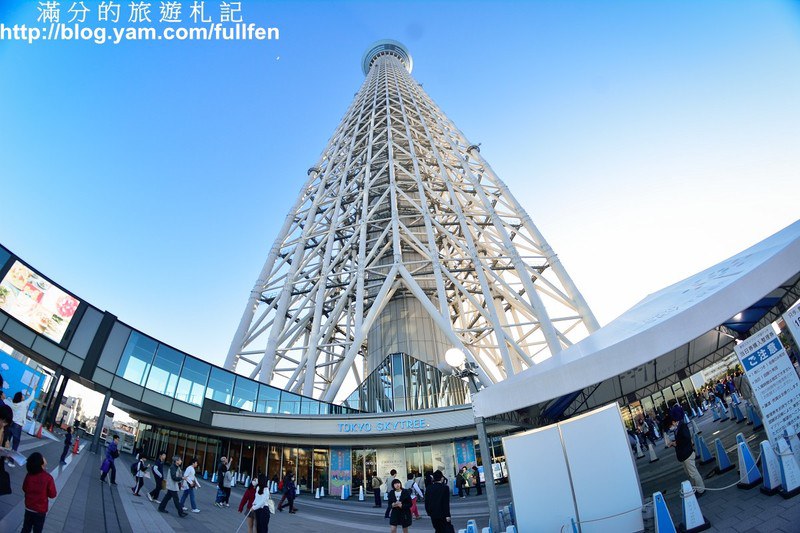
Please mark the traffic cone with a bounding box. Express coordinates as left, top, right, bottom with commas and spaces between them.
679, 480, 711, 532
648, 443, 659, 463
759, 440, 781, 496
72, 436, 80, 455
690, 417, 701, 435
783, 425, 800, 470
36, 424, 43, 439
777, 438, 800, 499
315, 487, 320, 499
652, 491, 677, 533
696, 435, 714, 465
748, 404, 763, 430
636, 438, 645, 459
736, 439, 762, 489
212, 472, 218, 484
732, 403, 745, 424
359, 485, 364, 501
714, 438, 735, 473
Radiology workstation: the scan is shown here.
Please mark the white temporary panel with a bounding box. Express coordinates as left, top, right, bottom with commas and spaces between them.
503, 425, 577, 532
559, 403, 644, 532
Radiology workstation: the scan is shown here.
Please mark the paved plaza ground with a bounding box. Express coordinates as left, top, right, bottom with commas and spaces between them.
0, 409, 798, 532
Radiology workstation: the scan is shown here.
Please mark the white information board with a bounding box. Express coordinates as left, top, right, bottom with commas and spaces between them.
560, 404, 644, 533
734, 324, 800, 443
503, 403, 643, 532
784, 303, 800, 356
503, 425, 577, 532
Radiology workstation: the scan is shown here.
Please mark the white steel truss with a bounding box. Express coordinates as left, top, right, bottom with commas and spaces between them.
225, 41, 600, 403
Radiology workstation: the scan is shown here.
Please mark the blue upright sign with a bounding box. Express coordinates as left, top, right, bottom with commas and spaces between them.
0, 350, 45, 409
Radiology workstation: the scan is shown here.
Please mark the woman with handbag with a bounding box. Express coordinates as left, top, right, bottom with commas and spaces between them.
251, 474, 273, 532
387, 478, 413, 533
238, 477, 258, 533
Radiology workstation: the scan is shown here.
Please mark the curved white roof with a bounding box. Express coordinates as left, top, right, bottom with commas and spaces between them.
473, 220, 800, 418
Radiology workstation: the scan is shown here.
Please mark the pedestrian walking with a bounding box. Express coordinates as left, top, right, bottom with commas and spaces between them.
238, 477, 258, 533
371, 472, 383, 507
215, 456, 228, 507
222, 461, 234, 506
21, 452, 56, 533
158, 456, 188, 517
424, 470, 452, 533
179, 457, 201, 513
387, 478, 412, 533
8, 391, 37, 467
147, 451, 166, 502
59, 427, 73, 465
251, 474, 273, 532
99, 435, 120, 484
405, 473, 424, 520
667, 405, 705, 497
131, 454, 147, 496
277, 472, 297, 513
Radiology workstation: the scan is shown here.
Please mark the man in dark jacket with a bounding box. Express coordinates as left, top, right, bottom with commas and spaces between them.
99, 435, 120, 484
215, 456, 228, 507
667, 405, 705, 496
148, 451, 166, 502
425, 470, 452, 533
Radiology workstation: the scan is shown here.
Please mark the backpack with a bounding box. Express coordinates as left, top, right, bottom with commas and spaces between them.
131, 461, 139, 475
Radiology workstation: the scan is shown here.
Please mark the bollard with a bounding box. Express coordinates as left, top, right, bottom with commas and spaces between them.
695, 435, 714, 465
359, 485, 364, 501
652, 491, 677, 533
776, 438, 800, 499
736, 441, 762, 489
714, 438, 735, 473
679, 480, 711, 532
759, 440, 781, 496
648, 442, 659, 463
467, 519, 478, 533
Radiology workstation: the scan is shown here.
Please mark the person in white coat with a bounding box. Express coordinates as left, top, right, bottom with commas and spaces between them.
251, 474, 272, 532
8, 391, 37, 466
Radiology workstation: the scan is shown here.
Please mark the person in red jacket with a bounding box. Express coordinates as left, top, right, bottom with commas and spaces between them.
238, 477, 258, 533
22, 452, 57, 533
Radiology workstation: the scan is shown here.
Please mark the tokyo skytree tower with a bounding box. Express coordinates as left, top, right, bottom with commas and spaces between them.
225, 40, 600, 403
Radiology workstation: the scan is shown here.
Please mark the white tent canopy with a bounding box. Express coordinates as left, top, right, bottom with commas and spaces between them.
473, 220, 800, 419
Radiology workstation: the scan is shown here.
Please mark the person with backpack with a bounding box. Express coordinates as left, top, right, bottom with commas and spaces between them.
404, 473, 424, 520
147, 451, 166, 502
371, 472, 383, 507
131, 454, 148, 496
99, 435, 120, 485
21, 452, 57, 533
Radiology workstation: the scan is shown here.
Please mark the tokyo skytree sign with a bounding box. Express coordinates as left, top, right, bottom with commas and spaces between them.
225, 40, 599, 403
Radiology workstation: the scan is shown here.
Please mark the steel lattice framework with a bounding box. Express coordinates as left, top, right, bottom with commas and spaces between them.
225, 41, 600, 403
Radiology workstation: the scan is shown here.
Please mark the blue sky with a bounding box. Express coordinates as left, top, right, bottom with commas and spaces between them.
1, 0, 799, 409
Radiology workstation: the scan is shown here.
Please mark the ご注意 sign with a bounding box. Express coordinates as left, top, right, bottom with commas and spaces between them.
734, 325, 800, 443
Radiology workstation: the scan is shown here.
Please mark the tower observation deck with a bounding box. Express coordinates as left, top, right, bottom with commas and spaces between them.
225, 40, 600, 404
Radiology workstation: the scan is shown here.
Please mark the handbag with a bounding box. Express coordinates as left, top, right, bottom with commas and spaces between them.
267, 497, 276, 514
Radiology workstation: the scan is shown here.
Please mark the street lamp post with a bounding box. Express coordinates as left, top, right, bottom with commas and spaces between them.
445, 349, 501, 533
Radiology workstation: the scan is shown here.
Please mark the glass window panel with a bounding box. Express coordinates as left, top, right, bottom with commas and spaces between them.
117, 331, 157, 385
145, 344, 184, 396
300, 398, 320, 415
176, 357, 210, 406
256, 385, 281, 414
280, 391, 300, 414
232, 376, 258, 411
205, 367, 235, 405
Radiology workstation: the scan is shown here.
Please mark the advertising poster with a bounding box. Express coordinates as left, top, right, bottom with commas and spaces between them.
376, 447, 406, 490
329, 446, 351, 497
431, 442, 455, 481
0, 261, 80, 343
0, 351, 45, 414
734, 325, 800, 444
454, 437, 476, 470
